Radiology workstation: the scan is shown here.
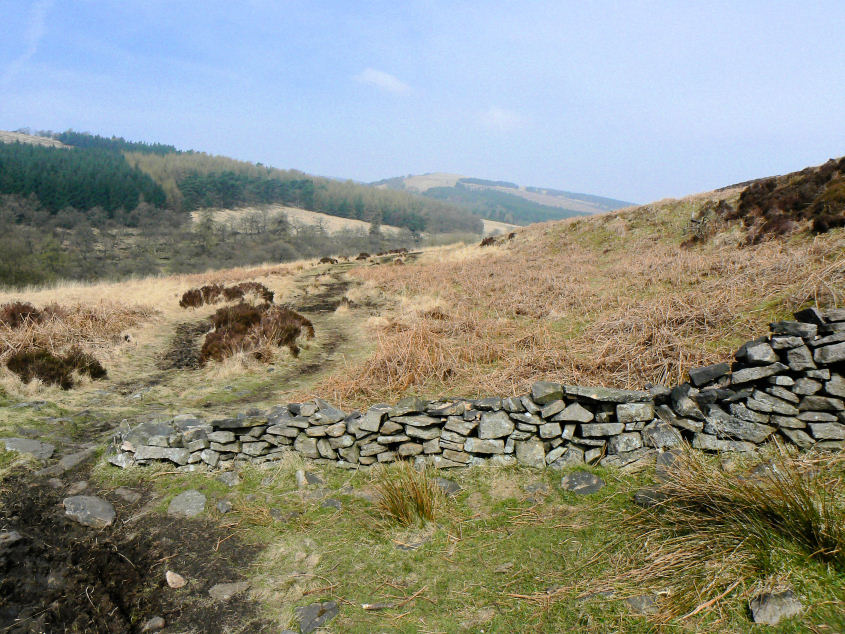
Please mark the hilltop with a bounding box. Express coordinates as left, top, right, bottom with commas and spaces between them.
0, 155, 843, 632
373, 172, 633, 225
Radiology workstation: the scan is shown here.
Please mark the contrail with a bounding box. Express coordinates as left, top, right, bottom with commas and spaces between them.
2, 0, 54, 87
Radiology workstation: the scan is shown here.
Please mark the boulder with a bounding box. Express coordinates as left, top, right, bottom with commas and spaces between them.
63, 495, 116, 528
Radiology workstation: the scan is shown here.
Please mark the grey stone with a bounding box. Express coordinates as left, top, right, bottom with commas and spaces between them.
316, 438, 337, 459
730, 363, 788, 384
580, 423, 624, 437
379, 420, 403, 434
560, 471, 604, 495
444, 417, 478, 435
398, 442, 423, 457
743, 342, 779, 364
405, 426, 441, 441
531, 381, 563, 405
463, 438, 505, 454
133, 445, 167, 460
688, 362, 731, 387
730, 402, 770, 424
441, 449, 471, 463
769, 375, 795, 385
377, 451, 397, 463
808, 332, 845, 348
114, 487, 141, 503
608, 433, 643, 454
520, 396, 541, 413
167, 490, 206, 518
200, 449, 220, 467
312, 399, 345, 424
502, 396, 525, 412
807, 422, 845, 440
304, 426, 328, 438
814, 342, 845, 364
296, 601, 340, 633
564, 385, 650, 402
786, 346, 816, 371
390, 396, 427, 417
655, 404, 703, 432
391, 415, 440, 427
539, 422, 562, 439
422, 438, 440, 453
766, 385, 800, 402
294, 435, 320, 459
3, 438, 55, 460
747, 391, 799, 416
63, 495, 115, 528
749, 589, 803, 626
328, 434, 354, 449
474, 397, 502, 411
670, 385, 704, 419
359, 407, 387, 432
324, 422, 346, 437
208, 581, 250, 601
552, 402, 595, 423
360, 442, 386, 457
642, 421, 682, 448
478, 411, 514, 439
428, 401, 467, 416
794, 307, 825, 325
108, 452, 135, 468
692, 433, 756, 452
210, 441, 241, 452
826, 374, 845, 397
435, 477, 462, 495
216, 500, 233, 514
515, 438, 546, 468
338, 445, 360, 463
771, 336, 804, 350
217, 471, 240, 487
539, 399, 567, 419
824, 308, 845, 322
799, 395, 844, 411
771, 415, 805, 428
704, 414, 775, 443
583, 447, 603, 464
600, 447, 656, 470
781, 428, 816, 448
549, 445, 585, 469
770, 321, 817, 338
378, 434, 410, 444
616, 402, 654, 423
186, 439, 209, 452
798, 410, 837, 422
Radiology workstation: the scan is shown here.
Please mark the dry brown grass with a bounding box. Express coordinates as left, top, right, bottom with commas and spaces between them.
313, 195, 845, 407
372, 462, 443, 527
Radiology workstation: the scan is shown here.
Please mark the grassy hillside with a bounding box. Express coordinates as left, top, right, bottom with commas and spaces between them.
374, 172, 633, 225
0, 160, 843, 632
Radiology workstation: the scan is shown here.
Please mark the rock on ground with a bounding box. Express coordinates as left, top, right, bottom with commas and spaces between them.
208, 581, 249, 601
167, 490, 206, 518
749, 589, 803, 625
295, 601, 339, 633
560, 471, 605, 495
63, 496, 116, 528
3, 438, 55, 461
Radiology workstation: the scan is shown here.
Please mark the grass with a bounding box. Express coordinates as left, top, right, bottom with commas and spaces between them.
372, 462, 443, 526
87, 452, 845, 632
615, 447, 845, 622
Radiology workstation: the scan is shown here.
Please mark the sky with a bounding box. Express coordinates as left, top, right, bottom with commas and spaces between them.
2, 1, 844, 203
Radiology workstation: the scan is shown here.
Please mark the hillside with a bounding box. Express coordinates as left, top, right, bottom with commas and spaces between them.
0, 158, 843, 632
0, 130, 485, 287
373, 172, 633, 225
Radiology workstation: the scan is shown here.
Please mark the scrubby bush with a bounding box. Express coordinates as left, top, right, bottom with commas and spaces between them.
199, 302, 314, 364
6, 347, 107, 389
0, 302, 43, 329
179, 281, 274, 309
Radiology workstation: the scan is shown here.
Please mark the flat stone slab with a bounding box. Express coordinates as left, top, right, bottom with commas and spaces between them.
167, 489, 206, 518
296, 600, 339, 633
63, 495, 116, 528
208, 581, 249, 601
560, 471, 605, 495
3, 438, 55, 461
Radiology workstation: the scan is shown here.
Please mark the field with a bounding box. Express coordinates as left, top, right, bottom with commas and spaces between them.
0, 184, 843, 632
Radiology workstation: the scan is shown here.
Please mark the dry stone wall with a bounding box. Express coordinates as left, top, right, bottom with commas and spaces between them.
108, 307, 845, 472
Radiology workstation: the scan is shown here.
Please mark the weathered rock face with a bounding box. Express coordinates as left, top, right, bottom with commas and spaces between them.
105, 308, 845, 472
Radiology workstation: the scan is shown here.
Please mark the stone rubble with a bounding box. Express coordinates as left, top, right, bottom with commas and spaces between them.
105, 308, 845, 472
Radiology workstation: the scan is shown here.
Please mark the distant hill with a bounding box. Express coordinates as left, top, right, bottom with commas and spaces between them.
373, 173, 633, 225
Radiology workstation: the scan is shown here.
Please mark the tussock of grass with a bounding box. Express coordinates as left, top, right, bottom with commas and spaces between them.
372, 462, 443, 527
619, 448, 845, 619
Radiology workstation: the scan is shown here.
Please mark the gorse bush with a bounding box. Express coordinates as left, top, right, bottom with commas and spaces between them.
373, 462, 443, 526
622, 448, 845, 618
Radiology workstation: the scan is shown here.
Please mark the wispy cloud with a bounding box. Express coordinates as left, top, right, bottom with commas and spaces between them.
478, 106, 525, 131
353, 67, 411, 94
2, 0, 54, 87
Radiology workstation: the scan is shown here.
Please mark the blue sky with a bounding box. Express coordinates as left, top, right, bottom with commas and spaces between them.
2, 1, 844, 202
